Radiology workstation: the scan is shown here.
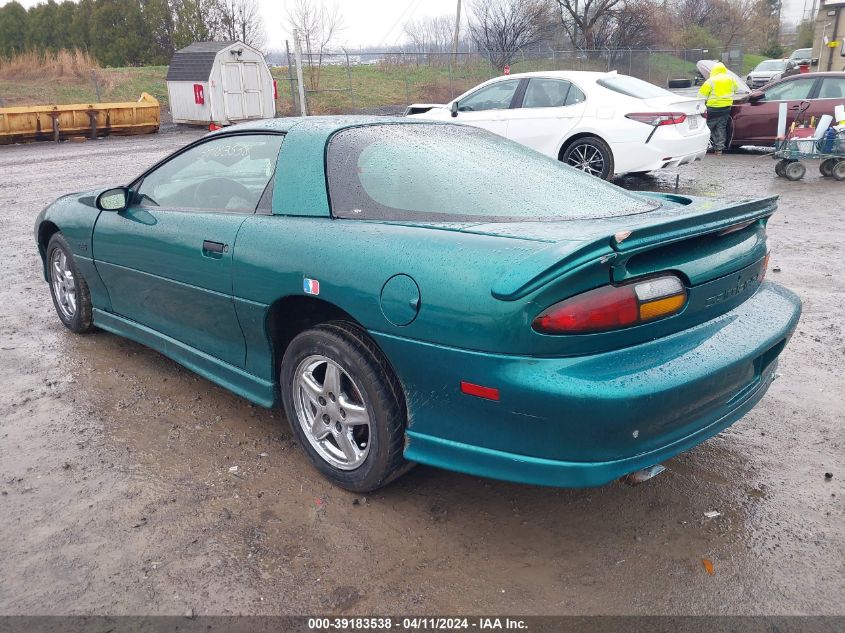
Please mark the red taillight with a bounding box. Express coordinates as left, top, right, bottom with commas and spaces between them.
533, 275, 687, 334
534, 285, 639, 333
625, 112, 687, 126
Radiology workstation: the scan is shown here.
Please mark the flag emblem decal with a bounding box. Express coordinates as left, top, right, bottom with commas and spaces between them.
303, 278, 320, 295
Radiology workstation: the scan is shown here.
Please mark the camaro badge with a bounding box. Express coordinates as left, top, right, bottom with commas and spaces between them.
303, 278, 320, 295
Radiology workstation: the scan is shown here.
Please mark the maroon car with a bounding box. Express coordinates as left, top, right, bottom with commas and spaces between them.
728, 72, 845, 148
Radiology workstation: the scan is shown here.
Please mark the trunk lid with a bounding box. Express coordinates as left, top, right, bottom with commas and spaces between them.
481, 193, 776, 355
472, 193, 773, 300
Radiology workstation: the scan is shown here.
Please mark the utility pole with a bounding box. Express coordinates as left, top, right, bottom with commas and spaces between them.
452, 0, 462, 65
293, 28, 308, 116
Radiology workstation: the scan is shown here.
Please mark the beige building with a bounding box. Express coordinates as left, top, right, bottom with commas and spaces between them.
815, 0, 845, 71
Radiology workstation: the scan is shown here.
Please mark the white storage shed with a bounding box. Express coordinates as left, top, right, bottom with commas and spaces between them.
166, 41, 276, 125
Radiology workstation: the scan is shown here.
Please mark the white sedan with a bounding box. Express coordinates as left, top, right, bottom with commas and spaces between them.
406, 70, 709, 179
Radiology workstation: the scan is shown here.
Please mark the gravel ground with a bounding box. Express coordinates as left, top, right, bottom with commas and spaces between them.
0, 130, 842, 616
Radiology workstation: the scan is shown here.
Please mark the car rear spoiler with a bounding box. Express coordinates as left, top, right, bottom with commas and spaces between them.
491, 196, 778, 301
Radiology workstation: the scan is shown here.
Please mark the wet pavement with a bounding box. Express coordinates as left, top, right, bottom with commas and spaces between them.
0, 133, 842, 615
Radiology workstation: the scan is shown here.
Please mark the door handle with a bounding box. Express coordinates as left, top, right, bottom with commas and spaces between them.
202, 240, 228, 254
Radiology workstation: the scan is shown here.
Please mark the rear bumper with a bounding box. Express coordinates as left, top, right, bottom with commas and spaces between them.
404, 364, 778, 487
612, 127, 709, 174
373, 282, 801, 487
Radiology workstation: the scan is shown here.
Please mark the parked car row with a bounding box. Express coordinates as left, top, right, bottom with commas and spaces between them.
406, 70, 709, 179
405, 67, 845, 178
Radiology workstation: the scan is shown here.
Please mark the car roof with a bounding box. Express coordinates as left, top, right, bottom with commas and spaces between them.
483, 70, 611, 81
216, 115, 413, 135
780, 71, 845, 78
217, 116, 386, 134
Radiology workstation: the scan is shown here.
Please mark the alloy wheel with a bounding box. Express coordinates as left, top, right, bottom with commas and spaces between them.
50, 248, 77, 320
566, 144, 605, 177
292, 354, 371, 470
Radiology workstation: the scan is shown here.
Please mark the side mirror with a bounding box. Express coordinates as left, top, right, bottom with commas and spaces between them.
450, 101, 459, 117
811, 58, 819, 65
748, 90, 765, 103
96, 187, 129, 212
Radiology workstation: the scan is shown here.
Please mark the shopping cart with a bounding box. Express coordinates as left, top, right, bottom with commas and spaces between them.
772, 103, 845, 181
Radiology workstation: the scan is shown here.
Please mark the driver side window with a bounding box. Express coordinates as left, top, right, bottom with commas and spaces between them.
136, 134, 284, 213
761, 79, 815, 102
458, 80, 520, 112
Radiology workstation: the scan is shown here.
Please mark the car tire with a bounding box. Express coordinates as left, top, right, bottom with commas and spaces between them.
775, 159, 789, 177
832, 160, 845, 182
667, 78, 692, 89
783, 161, 806, 181
562, 137, 614, 180
820, 158, 836, 177
46, 233, 94, 333
279, 321, 410, 492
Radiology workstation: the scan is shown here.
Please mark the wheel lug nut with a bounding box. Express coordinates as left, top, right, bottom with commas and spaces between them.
318, 397, 326, 406
329, 393, 335, 402
322, 414, 330, 424
335, 422, 342, 432
339, 409, 346, 419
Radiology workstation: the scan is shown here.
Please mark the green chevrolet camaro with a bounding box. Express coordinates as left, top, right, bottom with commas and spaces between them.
35, 117, 801, 492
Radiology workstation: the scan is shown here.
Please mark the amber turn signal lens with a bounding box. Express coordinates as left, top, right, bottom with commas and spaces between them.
639, 293, 686, 320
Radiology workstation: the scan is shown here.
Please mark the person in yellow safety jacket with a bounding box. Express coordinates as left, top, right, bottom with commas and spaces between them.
698, 62, 745, 155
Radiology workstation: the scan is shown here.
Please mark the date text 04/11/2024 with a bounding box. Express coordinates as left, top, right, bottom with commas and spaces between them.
307, 617, 528, 630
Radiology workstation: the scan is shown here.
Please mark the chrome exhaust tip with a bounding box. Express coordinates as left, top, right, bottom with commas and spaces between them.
621, 464, 666, 486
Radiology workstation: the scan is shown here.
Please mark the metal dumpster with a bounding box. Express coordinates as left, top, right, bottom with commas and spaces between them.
0, 92, 160, 145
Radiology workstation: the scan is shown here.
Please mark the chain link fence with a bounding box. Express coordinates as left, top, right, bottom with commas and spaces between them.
274, 47, 745, 117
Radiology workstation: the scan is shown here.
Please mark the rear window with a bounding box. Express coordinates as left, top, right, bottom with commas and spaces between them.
789, 49, 811, 60
596, 74, 673, 99
326, 124, 659, 223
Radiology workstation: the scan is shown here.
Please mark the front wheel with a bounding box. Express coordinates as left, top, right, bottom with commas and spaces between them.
561, 137, 614, 180
279, 322, 410, 492
46, 233, 94, 333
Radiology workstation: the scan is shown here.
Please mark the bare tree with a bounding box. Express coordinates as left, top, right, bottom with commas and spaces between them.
404, 15, 456, 56
592, 0, 660, 49
552, 0, 627, 49
285, 0, 344, 89
221, 0, 266, 49
468, 0, 551, 70
670, 0, 758, 49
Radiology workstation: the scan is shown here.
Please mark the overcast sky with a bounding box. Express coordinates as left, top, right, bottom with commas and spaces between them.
4, 0, 808, 50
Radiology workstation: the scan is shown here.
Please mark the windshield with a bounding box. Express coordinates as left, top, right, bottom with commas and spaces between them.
326, 124, 660, 223
596, 74, 673, 99
789, 49, 811, 60
755, 60, 787, 71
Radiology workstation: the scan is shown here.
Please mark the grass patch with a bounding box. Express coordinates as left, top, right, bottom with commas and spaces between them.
0, 49, 98, 81
0, 63, 168, 108
0, 51, 771, 112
